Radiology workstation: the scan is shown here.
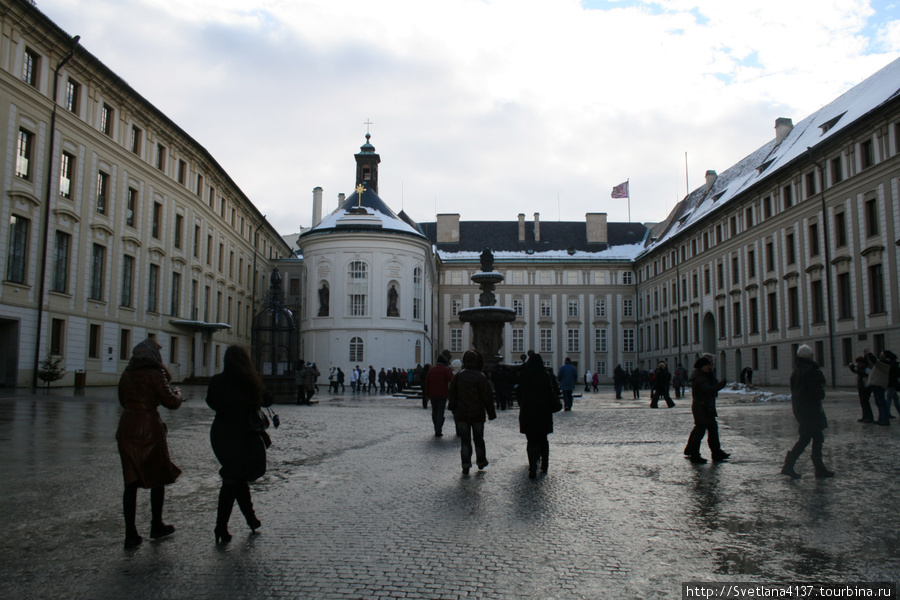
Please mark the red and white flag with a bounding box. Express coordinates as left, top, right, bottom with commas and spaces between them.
611, 181, 629, 199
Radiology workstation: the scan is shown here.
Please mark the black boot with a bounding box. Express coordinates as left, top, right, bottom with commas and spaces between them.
812, 454, 835, 479
123, 484, 142, 549
215, 483, 236, 544
149, 486, 175, 539
234, 482, 261, 532
781, 450, 802, 479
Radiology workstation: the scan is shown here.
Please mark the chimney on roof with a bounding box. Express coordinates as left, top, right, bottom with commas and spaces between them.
775, 117, 793, 144
586, 213, 608, 244
338, 193, 345, 207
534, 213, 541, 242
705, 170, 718, 192
312, 187, 323, 227
518, 213, 526, 242
436, 213, 460, 243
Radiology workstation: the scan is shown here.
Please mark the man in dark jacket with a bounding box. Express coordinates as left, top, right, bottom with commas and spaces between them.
424, 351, 454, 436
448, 350, 497, 474
613, 364, 626, 399
683, 354, 728, 464
782, 345, 833, 479
650, 362, 675, 408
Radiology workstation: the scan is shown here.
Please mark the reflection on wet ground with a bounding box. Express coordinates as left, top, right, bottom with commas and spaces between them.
0, 386, 897, 599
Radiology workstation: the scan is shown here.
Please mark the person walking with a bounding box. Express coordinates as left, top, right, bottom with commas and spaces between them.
447, 350, 497, 474
584, 370, 592, 394
368, 366, 377, 396
865, 349, 891, 426
630, 368, 642, 399
424, 352, 454, 436
613, 364, 626, 399
302, 362, 320, 404
650, 362, 675, 408
849, 356, 874, 423
781, 345, 834, 479
557, 357, 577, 411
884, 350, 900, 418
336, 367, 346, 392
683, 354, 728, 464
673, 363, 688, 398
116, 338, 183, 550
297, 362, 309, 402
517, 353, 559, 478
206, 345, 271, 544
328, 367, 338, 393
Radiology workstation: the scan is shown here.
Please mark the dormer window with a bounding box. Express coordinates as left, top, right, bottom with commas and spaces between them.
819, 112, 845, 135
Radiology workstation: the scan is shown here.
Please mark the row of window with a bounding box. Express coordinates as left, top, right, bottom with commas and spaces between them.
445, 269, 634, 286
640, 193, 885, 315
18, 44, 279, 258
318, 262, 425, 319
6, 218, 261, 334
449, 326, 635, 355
638, 266, 885, 355
641, 126, 900, 283
449, 296, 636, 319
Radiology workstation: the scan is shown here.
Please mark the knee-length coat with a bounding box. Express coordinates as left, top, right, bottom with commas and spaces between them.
206, 374, 267, 482
116, 359, 183, 488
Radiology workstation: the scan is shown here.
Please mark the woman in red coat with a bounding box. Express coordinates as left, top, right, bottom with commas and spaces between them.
116, 338, 183, 549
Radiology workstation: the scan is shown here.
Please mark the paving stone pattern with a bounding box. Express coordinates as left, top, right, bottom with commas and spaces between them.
0, 385, 897, 599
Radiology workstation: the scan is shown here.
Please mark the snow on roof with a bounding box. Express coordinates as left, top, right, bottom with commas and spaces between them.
304, 206, 424, 237
642, 56, 900, 255
438, 243, 645, 262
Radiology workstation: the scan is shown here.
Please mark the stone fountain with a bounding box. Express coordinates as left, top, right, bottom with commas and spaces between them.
458, 247, 516, 371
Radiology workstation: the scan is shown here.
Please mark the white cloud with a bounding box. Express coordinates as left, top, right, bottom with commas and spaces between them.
39, 0, 900, 231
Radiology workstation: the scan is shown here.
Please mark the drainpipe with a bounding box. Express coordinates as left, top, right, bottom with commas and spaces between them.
807, 147, 837, 388
33, 35, 80, 389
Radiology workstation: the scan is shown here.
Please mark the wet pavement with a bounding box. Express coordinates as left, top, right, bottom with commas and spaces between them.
0, 383, 898, 599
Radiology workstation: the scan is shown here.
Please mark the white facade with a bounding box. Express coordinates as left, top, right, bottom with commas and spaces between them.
297, 229, 436, 370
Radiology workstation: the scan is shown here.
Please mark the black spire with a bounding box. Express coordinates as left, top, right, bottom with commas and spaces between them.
354, 133, 381, 194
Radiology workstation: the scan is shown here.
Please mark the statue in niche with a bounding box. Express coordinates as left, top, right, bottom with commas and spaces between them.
318, 283, 329, 317
387, 284, 399, 317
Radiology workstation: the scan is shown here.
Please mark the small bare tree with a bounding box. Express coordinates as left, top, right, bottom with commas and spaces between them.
37, 354, 66, 391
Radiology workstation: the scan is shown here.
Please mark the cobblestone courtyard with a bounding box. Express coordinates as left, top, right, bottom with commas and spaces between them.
0, 385, 897, 599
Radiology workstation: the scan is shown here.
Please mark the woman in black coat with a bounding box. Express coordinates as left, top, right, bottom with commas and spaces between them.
206, 345, 269, 544
781, 345, 833, 479
517, 353, 558, 478
683, 354, 728, 464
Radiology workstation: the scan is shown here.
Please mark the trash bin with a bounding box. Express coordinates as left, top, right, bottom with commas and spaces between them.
74, 370, 86, 389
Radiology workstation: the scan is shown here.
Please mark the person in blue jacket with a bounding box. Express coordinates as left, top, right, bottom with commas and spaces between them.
557, 357, 577, 411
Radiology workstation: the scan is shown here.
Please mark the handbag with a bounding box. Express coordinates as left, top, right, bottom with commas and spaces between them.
265, 405, 280, 429
248, 408, 272, 448
550, 393, 563, 413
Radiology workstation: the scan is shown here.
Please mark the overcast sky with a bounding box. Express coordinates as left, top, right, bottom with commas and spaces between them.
40, 0, 900, 234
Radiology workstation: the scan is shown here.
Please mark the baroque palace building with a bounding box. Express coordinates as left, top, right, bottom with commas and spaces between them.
0, 0, 291, 387
632, 58, 900, 386
3, 0, 899, 389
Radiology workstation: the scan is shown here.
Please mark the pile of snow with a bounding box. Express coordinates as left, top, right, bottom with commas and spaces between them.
723, 382, 790, 403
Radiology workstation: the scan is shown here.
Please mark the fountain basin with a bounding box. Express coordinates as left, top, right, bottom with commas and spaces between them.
459, 306, 516, 323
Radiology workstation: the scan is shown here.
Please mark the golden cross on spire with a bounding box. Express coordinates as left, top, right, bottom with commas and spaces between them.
355, 183, 365, 207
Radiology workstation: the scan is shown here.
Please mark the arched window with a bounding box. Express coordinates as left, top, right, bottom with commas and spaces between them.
350, 336, 364, 362
347, 261, 368, 316
413, 266, 423, 320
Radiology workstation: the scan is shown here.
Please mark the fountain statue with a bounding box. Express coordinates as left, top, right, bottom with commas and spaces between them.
458, 247, 516, 371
